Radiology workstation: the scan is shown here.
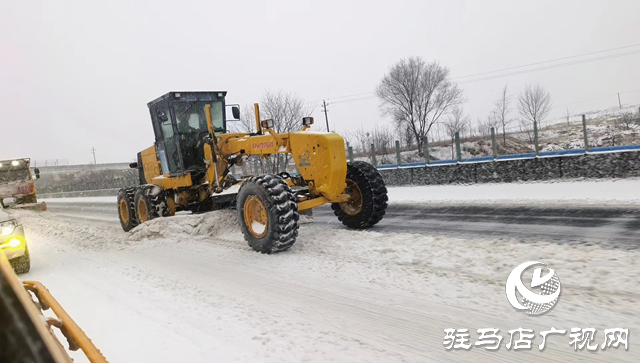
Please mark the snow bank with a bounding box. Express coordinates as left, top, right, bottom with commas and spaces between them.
129, 210, 242, 242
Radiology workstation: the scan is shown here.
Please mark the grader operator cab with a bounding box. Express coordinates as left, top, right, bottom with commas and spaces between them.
118, 91, 388, 253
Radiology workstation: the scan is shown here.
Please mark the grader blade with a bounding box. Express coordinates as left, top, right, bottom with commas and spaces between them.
8, 201, 48, 212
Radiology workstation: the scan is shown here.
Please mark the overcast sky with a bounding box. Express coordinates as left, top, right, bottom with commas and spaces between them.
2, 0, 640, 165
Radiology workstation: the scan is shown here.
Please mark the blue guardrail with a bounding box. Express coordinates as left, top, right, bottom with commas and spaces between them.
375, 144, 640, 170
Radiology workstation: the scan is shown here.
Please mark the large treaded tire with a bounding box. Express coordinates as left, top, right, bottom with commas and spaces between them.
237, 174, 299, 254
134, 185, 161, 224
11, 245, 30, 274
117, 187, 138, 231
331, 161, 388, 229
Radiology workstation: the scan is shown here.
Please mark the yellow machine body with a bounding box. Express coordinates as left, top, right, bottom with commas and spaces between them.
119, 91, 387, 253
216, 131, 347, 201
132, 95, 349, 211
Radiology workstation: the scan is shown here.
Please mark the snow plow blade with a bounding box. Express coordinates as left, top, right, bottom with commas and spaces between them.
0, 252, 106, 363
9, 201, 47, 212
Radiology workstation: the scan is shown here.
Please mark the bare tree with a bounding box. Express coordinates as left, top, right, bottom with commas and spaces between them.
371, 125, 395, 156
353, 127, 370, 154
476, 115, 499, 137
605, 118, 622, 146
476, 117, 490, 137
517, 118, 535, 144
260, 90, 307, 133
399, 124, 415, 148
619, 112, 636, 131
518, 84, 552, 149
492, 84, 511, 145
565, 107, 572, 128
258, 90, 309, 172
340, 130, 355, 149
444, 106, 469, 158
375, 57, 464, 155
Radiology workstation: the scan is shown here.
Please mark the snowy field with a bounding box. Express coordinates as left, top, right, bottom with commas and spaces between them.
11, 180, 640, 362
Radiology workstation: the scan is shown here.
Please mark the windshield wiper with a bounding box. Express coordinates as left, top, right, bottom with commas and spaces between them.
178, 102, 194, 116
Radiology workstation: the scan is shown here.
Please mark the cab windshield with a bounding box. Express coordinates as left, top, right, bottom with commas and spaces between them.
173, 101, 224, 134
0, 169, 30, 184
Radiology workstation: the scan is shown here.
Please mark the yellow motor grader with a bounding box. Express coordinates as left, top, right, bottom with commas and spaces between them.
118, 91, 388, 253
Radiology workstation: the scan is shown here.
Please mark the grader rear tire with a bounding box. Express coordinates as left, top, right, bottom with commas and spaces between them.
117, 188, 138, 231
237, 174, 299, 254
331, 161, 388, 229
134, 186, 160, 224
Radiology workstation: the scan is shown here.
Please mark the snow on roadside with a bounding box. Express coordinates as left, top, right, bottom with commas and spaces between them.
15, 204, 640, 331
388, 178, 640, 206
129, 210, 242, 242
41, 196, 117, 204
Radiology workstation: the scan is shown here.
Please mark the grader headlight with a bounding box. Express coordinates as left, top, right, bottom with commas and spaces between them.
260, 119, 274, 129
302, 117, 314, 126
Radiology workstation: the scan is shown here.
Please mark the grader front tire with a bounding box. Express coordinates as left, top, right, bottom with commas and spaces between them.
331, 161, 388, 229
237, 175, 299, 254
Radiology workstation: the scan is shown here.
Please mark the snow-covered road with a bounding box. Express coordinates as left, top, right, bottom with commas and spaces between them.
10, 181, 640, 362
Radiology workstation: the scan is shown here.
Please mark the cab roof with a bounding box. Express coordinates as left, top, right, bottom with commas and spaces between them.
147, 91, 227, 108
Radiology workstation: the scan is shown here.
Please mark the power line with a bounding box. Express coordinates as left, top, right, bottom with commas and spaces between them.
311, 42, 640, 106
458, 50, 640, 84
452, 42, 640, 80
331, 95, 377, 105
304, 91, 375, 106
551, 88, 640, 110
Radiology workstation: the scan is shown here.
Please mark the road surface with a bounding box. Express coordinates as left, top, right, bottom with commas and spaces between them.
8, 195, 639, 362
45, 199, 640, 249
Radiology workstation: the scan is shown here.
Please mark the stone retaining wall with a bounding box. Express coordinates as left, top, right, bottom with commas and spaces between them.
379, 151, 640, 186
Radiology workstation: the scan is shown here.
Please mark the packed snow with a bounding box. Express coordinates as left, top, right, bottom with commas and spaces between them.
9, 179, 640, 362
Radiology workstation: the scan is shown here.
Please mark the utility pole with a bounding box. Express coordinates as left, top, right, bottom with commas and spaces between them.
91, 147, 97, 164
618, 93, 622, 109
321, 100, 330, 132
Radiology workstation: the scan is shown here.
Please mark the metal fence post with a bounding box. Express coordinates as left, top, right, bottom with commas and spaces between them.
533, 121, 540, 156
395, 140, 402, 166
370, 143, 377, 166
348, 146, 354, 163
582, 114, 589, 152
423, 136, 430, 165
455, 132, 462, 162
490, 127, 498, 160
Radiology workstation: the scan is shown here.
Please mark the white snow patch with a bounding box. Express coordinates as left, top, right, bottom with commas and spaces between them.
388, 178, 640, 206
250, 220, 266, 234
129, 210, 242, 242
